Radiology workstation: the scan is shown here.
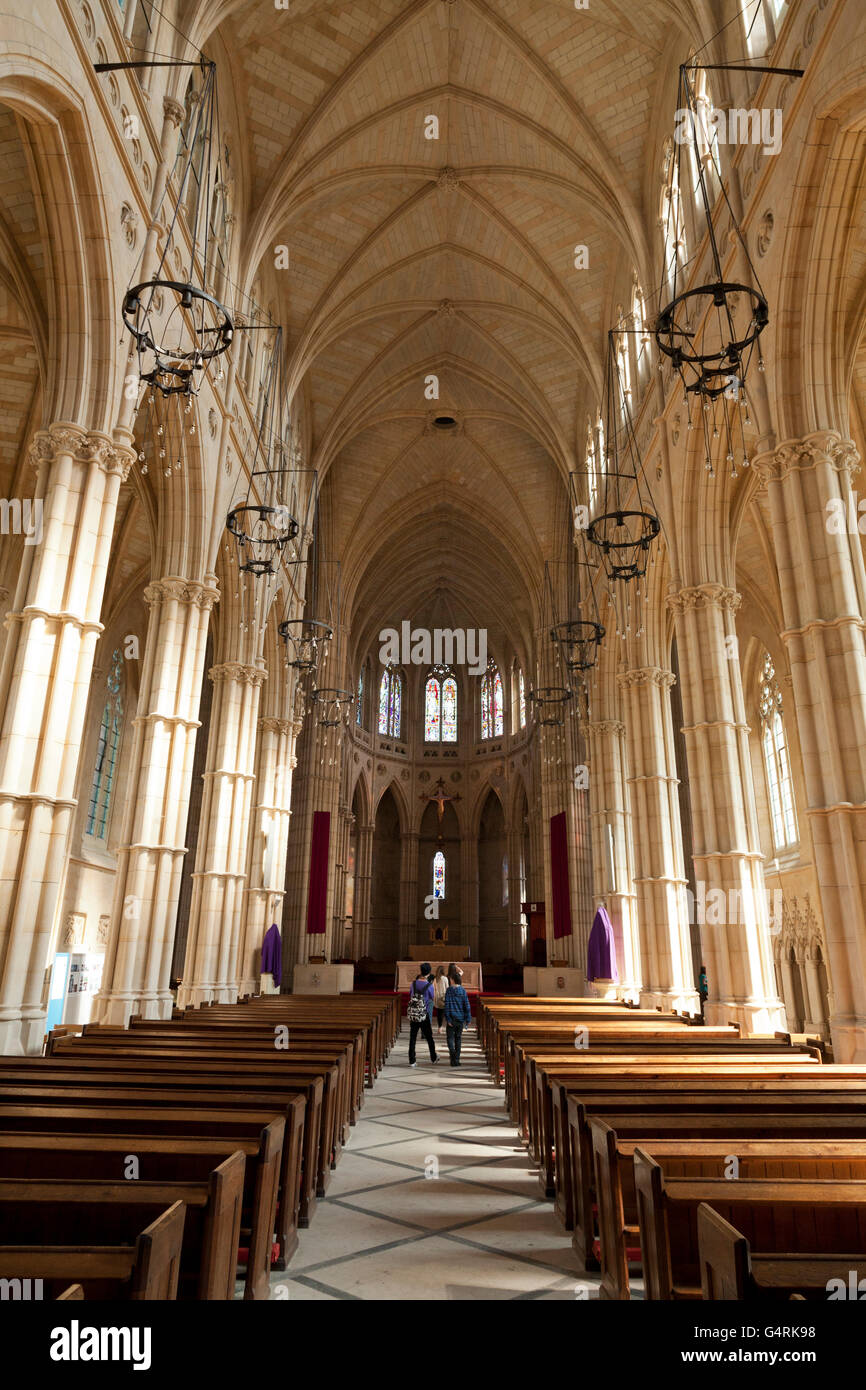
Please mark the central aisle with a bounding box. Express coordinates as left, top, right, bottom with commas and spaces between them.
275, 1017, 589, 1300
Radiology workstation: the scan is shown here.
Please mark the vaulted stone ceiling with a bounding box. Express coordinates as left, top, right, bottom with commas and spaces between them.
202, 0, 700, 660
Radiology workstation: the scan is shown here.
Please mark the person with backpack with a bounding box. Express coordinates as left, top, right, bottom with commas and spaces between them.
432, 964, 449, 1033
407, 963, 438, 1067
443, 962, 472, 1066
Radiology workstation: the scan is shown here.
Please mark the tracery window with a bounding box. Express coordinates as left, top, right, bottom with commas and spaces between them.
378, 665, 402, 739
356, 665, 364, 726
480, 659, 503, 740
433, 850, 445, 900
758, 650, 797, 850
86, 649, 124, 841
425, 666, 457, 742
661, 139, 688, 288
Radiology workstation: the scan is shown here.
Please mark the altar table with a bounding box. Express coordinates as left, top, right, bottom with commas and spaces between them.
395, 961, 483, 991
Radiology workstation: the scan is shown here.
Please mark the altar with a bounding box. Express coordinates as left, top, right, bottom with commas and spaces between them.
395, 960, 483, 991
408, 944, 469, 961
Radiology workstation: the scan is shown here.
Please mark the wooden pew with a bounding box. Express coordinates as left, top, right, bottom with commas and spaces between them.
0, 1063, 319, 1229
633, 1149, 866, 1300
556, 1073, 866, 1242
697, 1202, 866, 1301
0, 1198, 185, 1300
0, 1158, 244, 1300
528, 1056, 825, 1198
0, 1127, 283, 1300
591, 1122, 866, 1300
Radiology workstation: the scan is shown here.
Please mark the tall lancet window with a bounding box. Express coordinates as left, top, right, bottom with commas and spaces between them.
480, 659, 503, 739
356, 665, 364, 726
758, 650, 797, 850
378, 665, 402, 738
87, 648, 124, 840
433, 850, 445, 900
425, 665, 457, 742
519, 669, 526, 728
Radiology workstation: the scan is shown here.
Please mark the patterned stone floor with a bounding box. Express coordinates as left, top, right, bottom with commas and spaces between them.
269, 1019, 603, 1300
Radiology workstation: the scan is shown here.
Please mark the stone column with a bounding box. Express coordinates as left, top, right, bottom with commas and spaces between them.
618, 668, 698, 1013
237, 713, 302, 997
506, 821, 525, 960
460, 833, 479, 959
753, 431, 866, 1059
0, 425, 133, 1053
399, 830, 419, 958
585, 717, 640, 998
94, 574, 218, 1025
668, 583, 784, 1032
177, 660, 266, 1007
353, 822, 373, 959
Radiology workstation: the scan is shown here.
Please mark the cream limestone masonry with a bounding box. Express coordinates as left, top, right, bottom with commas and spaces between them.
178, 659, 266, 1009
668, 584, 785, 1033
585, 718, 641, 1000
237, 711, 302, 999
753, 432, 866, 1060
618, 667, 698, 1014
0, 427, 133, 1054
94, 576, 218, 1026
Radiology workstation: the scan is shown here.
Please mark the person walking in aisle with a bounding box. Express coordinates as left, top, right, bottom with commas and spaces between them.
433, 964, 449, 1033
443, 963, 472, 1066
407, 963, 438, 1067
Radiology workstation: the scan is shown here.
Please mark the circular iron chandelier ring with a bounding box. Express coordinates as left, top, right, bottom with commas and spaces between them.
655, 282, 768, 368
123, 280, 235, 363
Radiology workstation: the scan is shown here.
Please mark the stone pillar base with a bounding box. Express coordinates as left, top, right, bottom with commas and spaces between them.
829, 1014, 866, 1063
176, 984, 214, 1010
93, 991, 174, 1027
640, 987, 701, 1016
705, 998, 787, 1035
0, 1010, 47, 1056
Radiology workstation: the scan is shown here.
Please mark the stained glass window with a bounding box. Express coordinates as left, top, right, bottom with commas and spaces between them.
480, 660, 503, 739
425, 677, 440, 741
758, 650, 797, 850
378, 671, 389, 734
378, 666, 401, 738
426, 667, 457, 741
519, 669, 526, 728
356, 666, 364, 725
442, 676, 457, 742
433, 850, 445, 900
502, 853, 509, 907
87, 649, 124, 840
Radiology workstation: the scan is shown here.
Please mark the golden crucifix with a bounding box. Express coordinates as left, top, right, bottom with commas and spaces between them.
420, 776, 461, 829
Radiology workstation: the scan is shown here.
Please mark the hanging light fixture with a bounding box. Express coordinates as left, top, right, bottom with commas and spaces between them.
654, 58, 802, 477
527, 686, 573, 727
115, 59, 234, 399
278, 472, 334, 690
587, 331, 661, 582
550, 497, 606, 672
227, 327, 299, 578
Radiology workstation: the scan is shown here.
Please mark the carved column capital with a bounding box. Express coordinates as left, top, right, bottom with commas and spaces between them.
585, 719, 626, 738
144, 575, 220, 611
163, 96, 186, 128
618, 666, 676, 690
209, 661, 267, 688
259, 716, 291, 736
29, 425, 135, 481
752, 430, 860, 484
667, 583, 741, 616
